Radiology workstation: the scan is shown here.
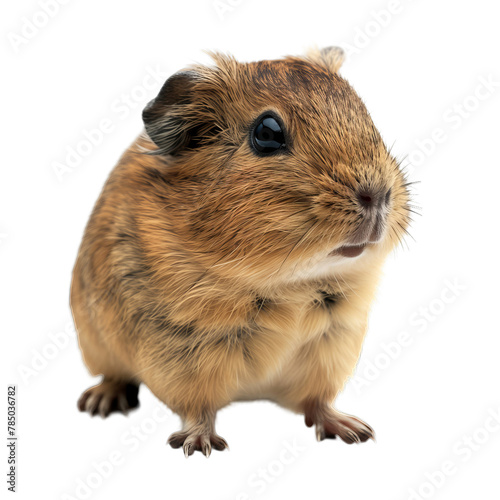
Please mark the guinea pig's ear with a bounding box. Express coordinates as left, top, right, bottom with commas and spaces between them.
306, 46, 345, 74
142, 71, 204, 156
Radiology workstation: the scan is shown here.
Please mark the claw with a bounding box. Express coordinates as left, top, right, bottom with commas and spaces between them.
99, 398, 112, 418
348, 430, 360, 444
77, 392, 90, 412
315, 425, 326, 442
183, 442, 194, 458
85, 394, 100, 416
117, 393, 129, 415
211, 435, 229, 451
201, 440, 211, 458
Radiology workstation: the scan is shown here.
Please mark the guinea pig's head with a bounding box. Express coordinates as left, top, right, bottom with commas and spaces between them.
142, 48, 411, 288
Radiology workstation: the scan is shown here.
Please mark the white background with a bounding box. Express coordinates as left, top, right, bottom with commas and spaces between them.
2, 0, 500, 499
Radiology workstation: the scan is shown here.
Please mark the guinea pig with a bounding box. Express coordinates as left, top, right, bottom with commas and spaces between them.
71, 47, 411, 457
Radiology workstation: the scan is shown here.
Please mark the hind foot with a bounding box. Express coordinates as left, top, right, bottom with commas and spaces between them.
77, 378, 139, 418
305, 402, 374, 444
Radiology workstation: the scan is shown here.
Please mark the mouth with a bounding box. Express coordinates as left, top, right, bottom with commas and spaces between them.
330, 243, 368, 258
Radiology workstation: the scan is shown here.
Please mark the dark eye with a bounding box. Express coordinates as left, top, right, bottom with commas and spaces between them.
251, 114, 286, 155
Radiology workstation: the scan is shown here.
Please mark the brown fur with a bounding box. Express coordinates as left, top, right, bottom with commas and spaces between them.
70, 48, 411, 456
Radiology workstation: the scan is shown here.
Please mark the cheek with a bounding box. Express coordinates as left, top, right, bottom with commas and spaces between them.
312, 195, 361, 236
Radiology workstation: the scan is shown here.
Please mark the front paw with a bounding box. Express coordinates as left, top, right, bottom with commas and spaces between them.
77, 380, 139, 418
167, 430, 229, 457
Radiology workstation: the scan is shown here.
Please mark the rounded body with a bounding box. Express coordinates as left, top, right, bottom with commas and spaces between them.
71, 50, 410, 454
